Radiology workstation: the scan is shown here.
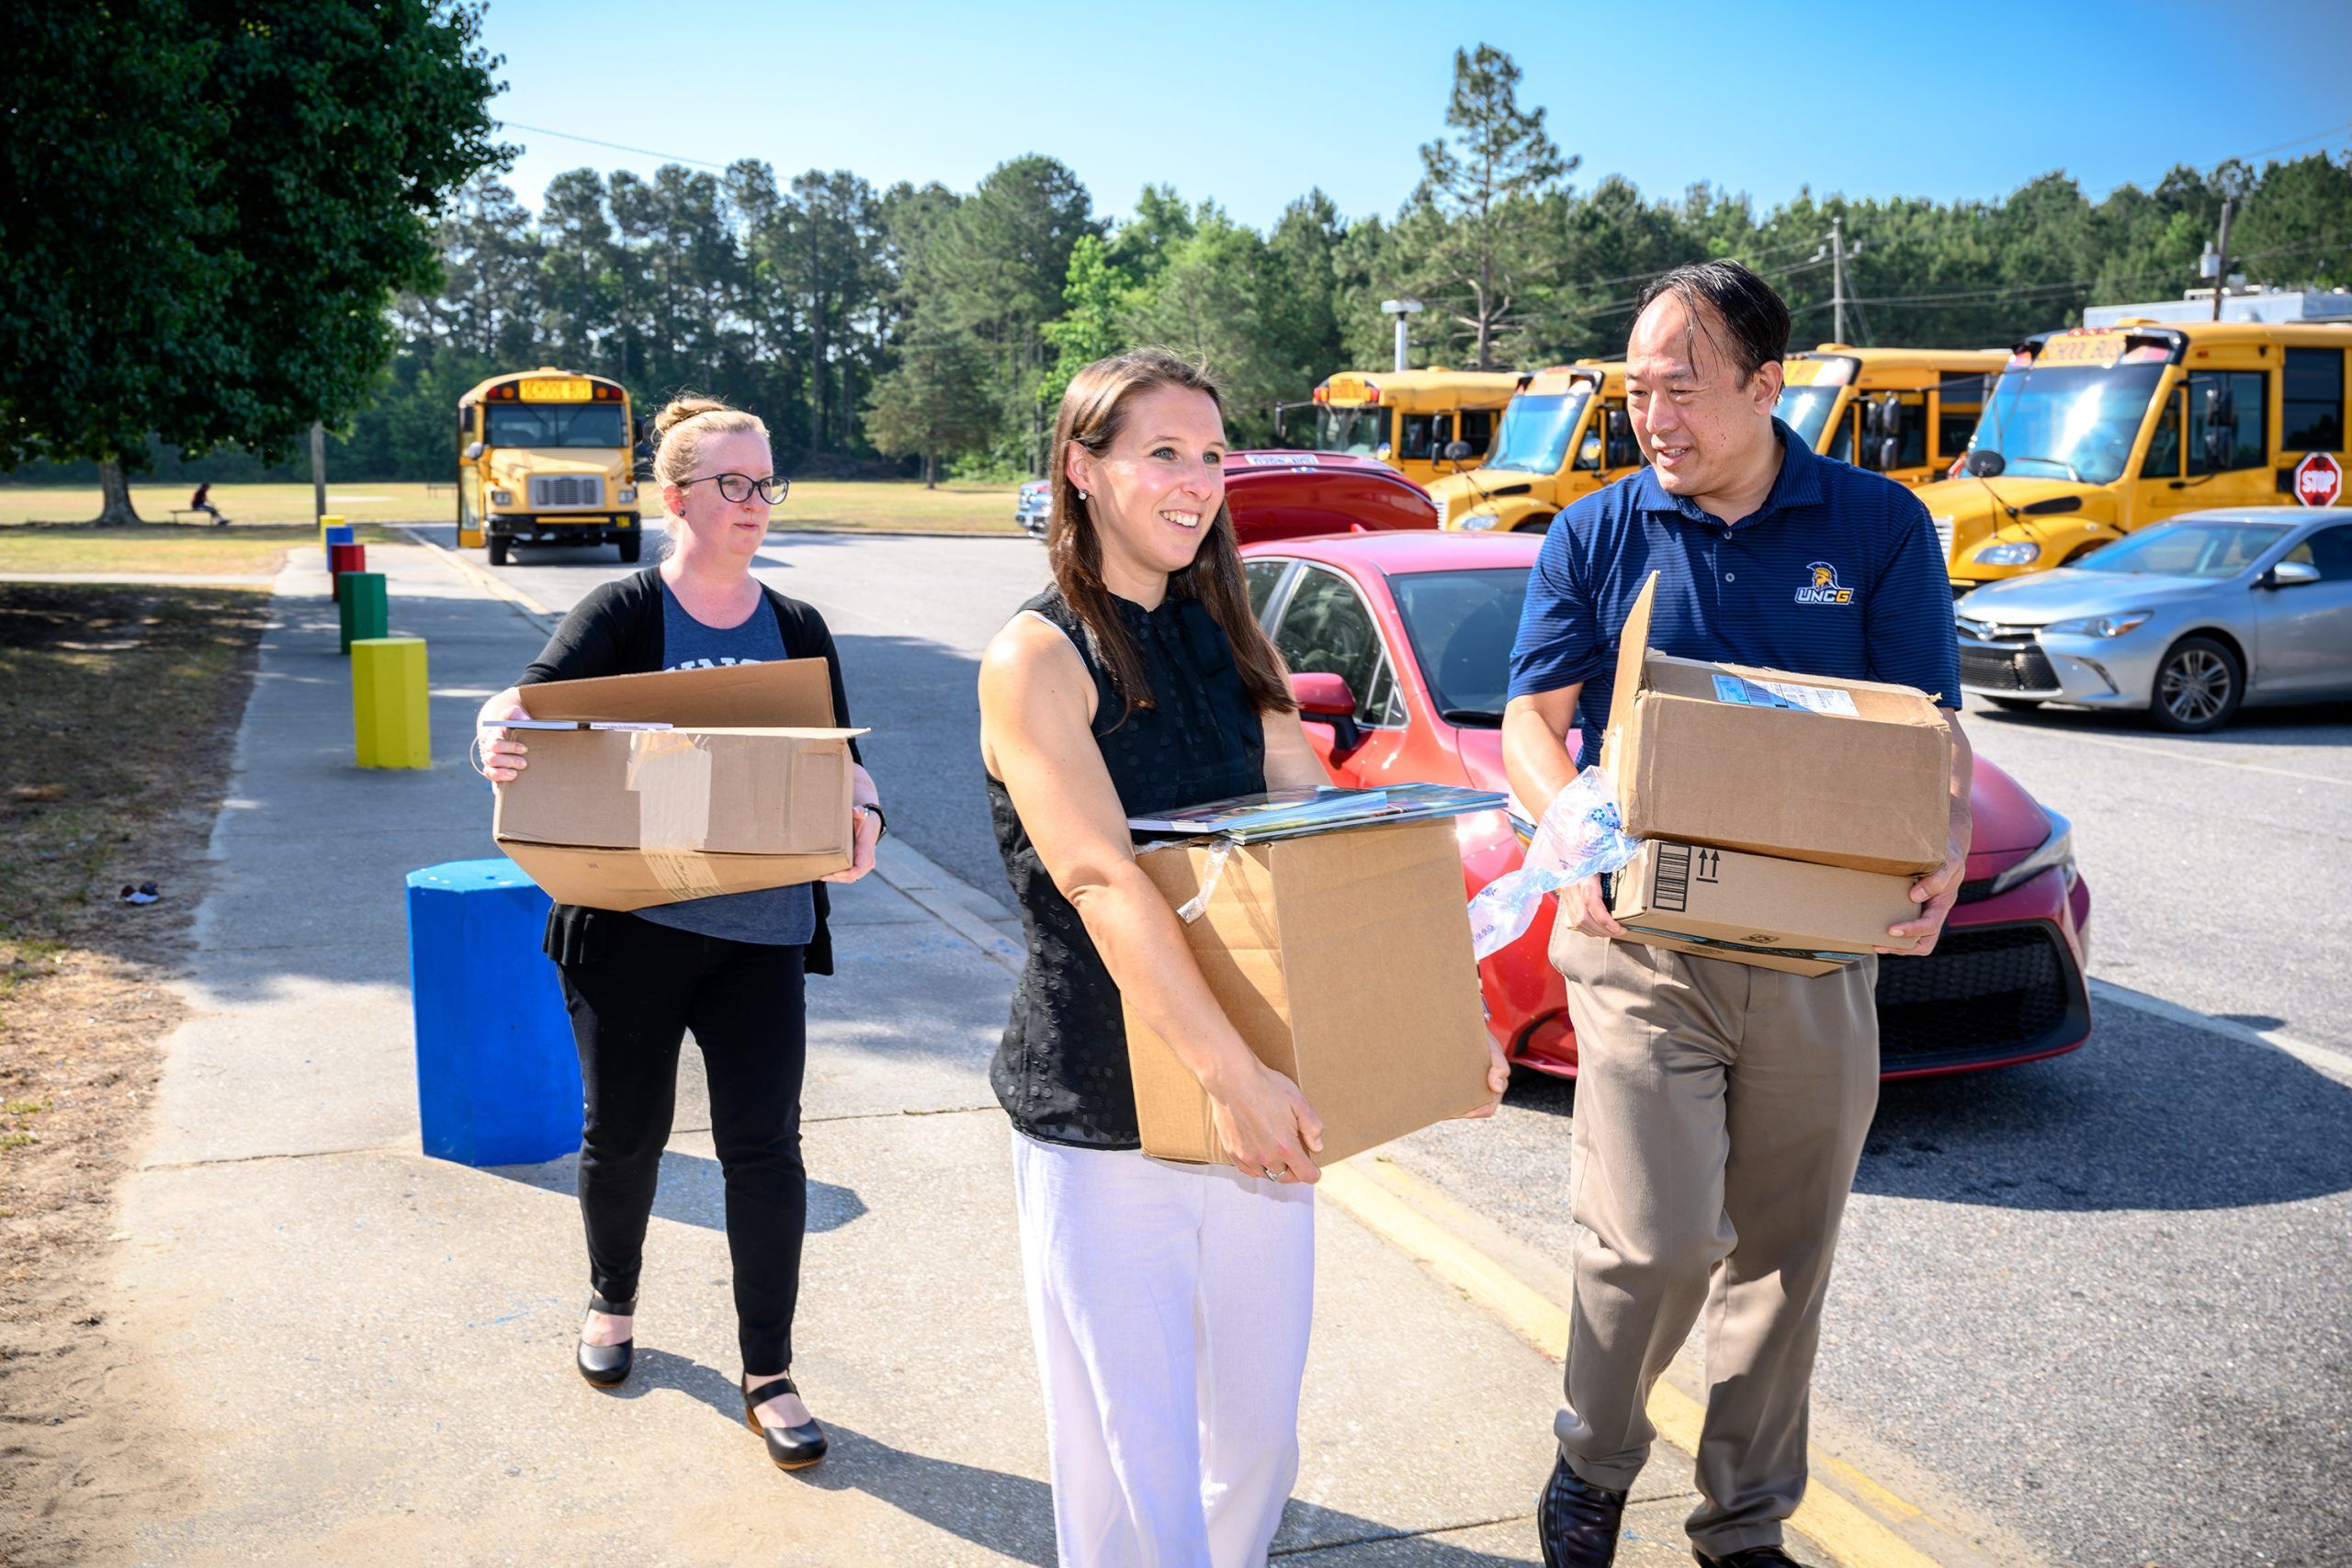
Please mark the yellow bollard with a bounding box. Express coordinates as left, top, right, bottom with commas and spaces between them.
318, 512, 345, 544
352, 637, 431, 769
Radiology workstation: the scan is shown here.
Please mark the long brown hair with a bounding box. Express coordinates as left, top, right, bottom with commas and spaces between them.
1046, 350, 1296, 722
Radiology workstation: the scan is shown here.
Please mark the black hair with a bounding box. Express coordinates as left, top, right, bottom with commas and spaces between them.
1633, 260, 1790, 384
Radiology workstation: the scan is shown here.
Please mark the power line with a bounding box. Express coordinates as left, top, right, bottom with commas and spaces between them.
493, 118, 731, 173
2233, 119, 2352, 164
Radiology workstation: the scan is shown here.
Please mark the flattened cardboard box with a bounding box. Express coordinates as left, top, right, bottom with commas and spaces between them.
1610, 839, 1918, 977
1121, 818, 1496, 1168
492, 660, 867, 909
1601, 572, 1951, 876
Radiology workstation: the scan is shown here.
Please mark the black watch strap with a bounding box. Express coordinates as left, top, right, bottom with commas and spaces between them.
862, 804, 888, 840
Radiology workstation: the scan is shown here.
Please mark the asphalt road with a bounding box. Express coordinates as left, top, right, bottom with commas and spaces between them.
477, 525, 2347, 1568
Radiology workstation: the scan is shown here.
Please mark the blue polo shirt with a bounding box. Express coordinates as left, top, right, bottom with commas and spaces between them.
1509, 420, 1961, 771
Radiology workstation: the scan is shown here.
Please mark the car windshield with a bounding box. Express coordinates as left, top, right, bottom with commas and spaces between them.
1967, 362, 2165, 483
1773, 385, 1845, 449
1311, 405, 1388, 457
1487, 389, 1591, 473
485, 403, 629, 449
2075, 520, 2289, 578
1388, 568, 1530, 723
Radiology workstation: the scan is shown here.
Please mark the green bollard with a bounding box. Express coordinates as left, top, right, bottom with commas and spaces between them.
338, 570, 389, 655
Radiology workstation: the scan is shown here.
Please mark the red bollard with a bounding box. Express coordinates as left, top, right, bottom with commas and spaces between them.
329, 541, 368, 601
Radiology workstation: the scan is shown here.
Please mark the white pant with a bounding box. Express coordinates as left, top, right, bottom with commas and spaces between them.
1010, 1128, 1317, 1568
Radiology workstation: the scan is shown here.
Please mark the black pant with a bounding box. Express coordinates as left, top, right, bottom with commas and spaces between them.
557, 919, 808, 1371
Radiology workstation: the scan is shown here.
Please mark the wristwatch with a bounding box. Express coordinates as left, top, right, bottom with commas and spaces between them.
859, 804, 888, 840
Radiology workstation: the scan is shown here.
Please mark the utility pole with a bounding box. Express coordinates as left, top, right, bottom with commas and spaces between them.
1830, 215, 1847, 344
2209, 197, 2235, 322
310, 421, 326, 525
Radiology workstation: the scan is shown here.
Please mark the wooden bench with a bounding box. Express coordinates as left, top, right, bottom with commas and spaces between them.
424, 481, 455, 497
169, 508, 230, 525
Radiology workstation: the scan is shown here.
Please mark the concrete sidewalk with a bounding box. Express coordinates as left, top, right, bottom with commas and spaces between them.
105, 542, 1752, 1565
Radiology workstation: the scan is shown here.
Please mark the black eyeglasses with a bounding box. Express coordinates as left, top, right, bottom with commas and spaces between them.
683, 471, 790, 504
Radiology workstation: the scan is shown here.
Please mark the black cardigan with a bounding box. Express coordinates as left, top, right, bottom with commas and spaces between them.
518, 568, 861, 976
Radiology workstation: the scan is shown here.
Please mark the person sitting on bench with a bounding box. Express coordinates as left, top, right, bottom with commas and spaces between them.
189, 483, 229, 525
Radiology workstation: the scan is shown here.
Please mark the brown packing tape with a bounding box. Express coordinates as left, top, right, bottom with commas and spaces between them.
627, 731, 728, 900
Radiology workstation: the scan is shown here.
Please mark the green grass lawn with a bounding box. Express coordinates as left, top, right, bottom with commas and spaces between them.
0, 479, 1023, 534
0, 524, 401, 577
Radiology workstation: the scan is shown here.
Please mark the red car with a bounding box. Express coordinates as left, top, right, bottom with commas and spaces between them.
1237, 526, 2095, 1081
1222, 451, 1438, 543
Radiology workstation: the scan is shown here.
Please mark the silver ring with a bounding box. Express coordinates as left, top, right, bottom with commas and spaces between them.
1261, 1166, 1283, 1181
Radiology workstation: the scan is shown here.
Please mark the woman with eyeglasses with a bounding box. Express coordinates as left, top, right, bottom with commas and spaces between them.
473, 393, 883, 1472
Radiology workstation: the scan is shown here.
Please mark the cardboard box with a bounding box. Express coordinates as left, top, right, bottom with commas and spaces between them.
1609, 839, 1918, 976
493, 660, 866, 909
1122, 818, 1496, 1168
1601, 572, 1951, 876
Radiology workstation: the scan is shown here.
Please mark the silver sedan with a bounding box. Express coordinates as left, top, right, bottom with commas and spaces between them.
1954, 507, 2352, 732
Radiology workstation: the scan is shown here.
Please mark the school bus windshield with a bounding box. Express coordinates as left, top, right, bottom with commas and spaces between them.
1774, 384, 1843, 448
1311, 405, 1387, 457
1487, 389, 1591, 473
486, 402, 631, 449
1971, 362, 2165, 484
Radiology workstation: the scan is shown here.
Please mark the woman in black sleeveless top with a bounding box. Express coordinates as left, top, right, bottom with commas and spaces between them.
979, 351, 1341, 1566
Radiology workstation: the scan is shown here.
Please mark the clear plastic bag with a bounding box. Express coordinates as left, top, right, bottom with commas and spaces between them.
1466, 767, 1642, 960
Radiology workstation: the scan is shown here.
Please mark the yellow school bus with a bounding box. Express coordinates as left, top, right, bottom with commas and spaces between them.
1775, 345, 2008, 487
1295, 368, 1524, 488
1921, 321, 2352, 589
458, 367, 643, 566
1430, 362, 1638, 532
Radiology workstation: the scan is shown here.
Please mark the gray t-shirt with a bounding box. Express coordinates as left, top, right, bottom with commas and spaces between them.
630, 580, 818, 947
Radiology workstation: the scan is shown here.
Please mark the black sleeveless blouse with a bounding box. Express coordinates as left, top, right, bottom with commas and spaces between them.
987, 584, 1268, 1148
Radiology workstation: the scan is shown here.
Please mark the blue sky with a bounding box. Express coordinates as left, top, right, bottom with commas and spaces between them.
481, 0, 2351, 230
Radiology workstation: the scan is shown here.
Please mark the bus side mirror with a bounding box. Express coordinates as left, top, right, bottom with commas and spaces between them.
1442, 438, 1473, 465
1874, 436, 1900, 471
1868, 395, 1905, 438
465, 441, 484, 461
2202, 385, 2237, 468
1962, 448, 2005, 478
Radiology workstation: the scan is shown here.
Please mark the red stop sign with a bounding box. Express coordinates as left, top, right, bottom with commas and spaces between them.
2294, 451, 2343, 507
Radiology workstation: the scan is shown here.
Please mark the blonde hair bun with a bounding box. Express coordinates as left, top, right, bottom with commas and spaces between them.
650, 391, 770, 495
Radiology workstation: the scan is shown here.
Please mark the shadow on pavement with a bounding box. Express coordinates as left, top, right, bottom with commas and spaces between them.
1966, 695, 2352, 749
491, 1151, 869, 1236
1496, 1010, 2352, 1213
1859, 1005, 2352, 1210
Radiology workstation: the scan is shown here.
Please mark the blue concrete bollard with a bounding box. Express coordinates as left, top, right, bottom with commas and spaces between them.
323, 524, 355, 569
404, 857, 580, 1167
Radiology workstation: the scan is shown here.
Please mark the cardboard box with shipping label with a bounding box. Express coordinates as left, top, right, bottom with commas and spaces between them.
1609, 839, 1918, 976
1600, 572, 1952, 876
1121, 818, 1496, 1168
492, 660, 867, 909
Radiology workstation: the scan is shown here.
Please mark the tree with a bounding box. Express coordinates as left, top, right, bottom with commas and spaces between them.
1410, 44, 1577, 368
0, 0, 505, 521
863, 310, 995, 487
1040, 235, 1138, 416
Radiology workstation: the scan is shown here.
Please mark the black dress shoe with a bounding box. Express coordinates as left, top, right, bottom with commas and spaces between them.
1538, 1450, 1627, 1567
574, 1292, 635, 1387
1694, 1547, 1811, 1567
743, 1374, 828, 1470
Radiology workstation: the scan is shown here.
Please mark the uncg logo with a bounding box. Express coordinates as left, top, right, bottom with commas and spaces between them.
1794, 561, 1855, 605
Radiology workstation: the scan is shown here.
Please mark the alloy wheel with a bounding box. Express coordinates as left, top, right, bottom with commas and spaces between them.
2157, 647, 2233, 726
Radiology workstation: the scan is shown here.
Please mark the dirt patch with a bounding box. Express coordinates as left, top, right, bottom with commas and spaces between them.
0, 584, 270, 1565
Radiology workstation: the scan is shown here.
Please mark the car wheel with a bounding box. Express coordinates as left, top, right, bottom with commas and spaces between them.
2149, 635, 2242, 733
487, 535, 510, 568
1985, 695, 2044, 711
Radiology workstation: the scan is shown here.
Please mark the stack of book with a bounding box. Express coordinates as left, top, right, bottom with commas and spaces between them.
1127, 783, 1505, 844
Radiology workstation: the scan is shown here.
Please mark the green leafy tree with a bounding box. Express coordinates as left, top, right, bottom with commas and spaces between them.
0, 0, 504, 520
1409, 43, 1577, 368
864, 309, 996, 487
1040, 235, 1139, 416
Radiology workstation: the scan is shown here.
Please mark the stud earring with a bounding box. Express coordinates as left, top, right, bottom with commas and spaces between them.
1077, 489, 1089, 501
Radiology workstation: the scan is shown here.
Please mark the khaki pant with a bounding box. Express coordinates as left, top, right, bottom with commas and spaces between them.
1550, 928, 1879, 1556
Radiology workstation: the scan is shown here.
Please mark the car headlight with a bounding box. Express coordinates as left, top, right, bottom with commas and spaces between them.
1989, 807, 2075, 895
1973, 540, 2041, 566
489, 489, 514, 506
617, 486, 636, 503
1458, 512, 1502, 531
2044, 611, 2152, 638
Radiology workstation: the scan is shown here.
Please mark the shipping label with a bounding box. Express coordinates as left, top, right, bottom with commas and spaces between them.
1710, 673, 1860, 716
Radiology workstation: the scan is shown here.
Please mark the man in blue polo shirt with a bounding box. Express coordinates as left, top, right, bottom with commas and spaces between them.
1504, 262, 1970, 1568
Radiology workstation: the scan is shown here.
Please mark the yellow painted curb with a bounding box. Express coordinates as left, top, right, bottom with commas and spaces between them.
1321, 1158, 1960, 1568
